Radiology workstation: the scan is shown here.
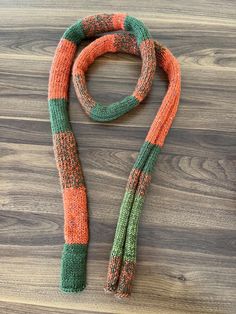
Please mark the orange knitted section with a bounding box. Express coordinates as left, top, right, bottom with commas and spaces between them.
63, 186, 88, 244
112, 13, 127, 30
73, 35, 116, 74
145, 47, 181, 146
48, 38, 76, 99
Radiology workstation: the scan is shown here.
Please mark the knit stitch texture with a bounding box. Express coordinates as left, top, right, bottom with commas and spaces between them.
48, 13, 181, 297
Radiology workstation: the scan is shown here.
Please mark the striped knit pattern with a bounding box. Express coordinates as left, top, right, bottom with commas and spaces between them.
48, 13, 181, 297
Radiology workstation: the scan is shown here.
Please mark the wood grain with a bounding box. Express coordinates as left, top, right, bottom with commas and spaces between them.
0, 1, 236, 313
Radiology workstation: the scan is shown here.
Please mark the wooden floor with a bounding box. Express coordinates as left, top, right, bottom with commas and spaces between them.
0, 1, 236, 313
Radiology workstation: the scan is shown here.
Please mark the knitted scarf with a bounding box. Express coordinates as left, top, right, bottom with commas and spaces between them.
48, 13, 181, 298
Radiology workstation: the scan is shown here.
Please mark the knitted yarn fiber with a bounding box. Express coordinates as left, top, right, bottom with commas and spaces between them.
48, 13, 181, 297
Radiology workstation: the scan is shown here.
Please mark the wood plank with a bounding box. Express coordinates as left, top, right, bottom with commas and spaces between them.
0, 301, 111, 314
0, 0, 236, 22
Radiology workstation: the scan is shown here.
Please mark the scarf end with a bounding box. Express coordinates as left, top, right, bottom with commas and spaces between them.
60, 243, 88, 293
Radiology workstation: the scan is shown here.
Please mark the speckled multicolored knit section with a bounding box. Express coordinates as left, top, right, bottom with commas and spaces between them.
48, 13, 181, 296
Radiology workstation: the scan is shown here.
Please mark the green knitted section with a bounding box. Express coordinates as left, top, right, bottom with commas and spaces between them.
110, 143, 160, 258
62, 20, 86, 44
123, 194, 144, 262
90, 96, 139, 122
133, 141, 160, 171
111, 190, 135, 257
124, 15, 151, 46
142, 145, 161, 173
48, 98, 72, 134
120, 146, 160, 263
60, 244, 88, 293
